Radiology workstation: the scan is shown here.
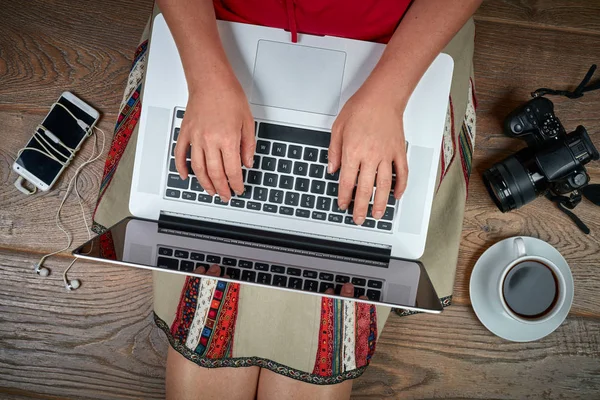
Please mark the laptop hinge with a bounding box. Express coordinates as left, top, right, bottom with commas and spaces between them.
158, 214, 391, 264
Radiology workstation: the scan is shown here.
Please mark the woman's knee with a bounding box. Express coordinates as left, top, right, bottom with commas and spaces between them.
256, 368, 353, 400
166, 347, 260, 400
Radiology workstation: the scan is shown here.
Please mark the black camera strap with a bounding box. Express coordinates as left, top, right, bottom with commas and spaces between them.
545, 192, 590, 234
532, 64, 600, 99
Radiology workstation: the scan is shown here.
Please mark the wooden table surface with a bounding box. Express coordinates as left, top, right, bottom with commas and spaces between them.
1, 1, 599, 399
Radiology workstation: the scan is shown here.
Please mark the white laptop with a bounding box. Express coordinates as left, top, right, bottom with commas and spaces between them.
74, 13, 454, 313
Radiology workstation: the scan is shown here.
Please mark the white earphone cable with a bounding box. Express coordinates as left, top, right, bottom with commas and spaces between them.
16, 102, 85, 166
37, 126, 106, 277
15, 101, 107, 288
62, 127, 106, 284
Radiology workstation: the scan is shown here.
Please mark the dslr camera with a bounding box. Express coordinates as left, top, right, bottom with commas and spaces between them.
483, 96, 599, 212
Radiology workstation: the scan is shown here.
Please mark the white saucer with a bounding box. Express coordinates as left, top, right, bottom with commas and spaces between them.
469, 236, 574, 342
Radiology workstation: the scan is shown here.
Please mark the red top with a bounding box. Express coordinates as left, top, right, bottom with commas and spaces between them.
213, 0, 412, 44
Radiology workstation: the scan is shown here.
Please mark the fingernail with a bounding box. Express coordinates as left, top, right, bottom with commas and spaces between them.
207, 190, 215, 196
339, 203, 347, 211
354, 217, 365, 225
327, 162, 333, 174
235, 190, 243, 196
209, 265, 220, 273
373, 210, 383, 220
246, 156, 253, 166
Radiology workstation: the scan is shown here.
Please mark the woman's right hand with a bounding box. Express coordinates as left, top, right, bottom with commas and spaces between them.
175, 71, 255, 202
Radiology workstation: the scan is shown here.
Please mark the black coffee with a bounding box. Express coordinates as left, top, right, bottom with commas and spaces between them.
502, 260, 559, 319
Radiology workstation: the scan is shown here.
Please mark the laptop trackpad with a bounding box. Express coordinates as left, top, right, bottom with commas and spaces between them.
250, 40, 346, 116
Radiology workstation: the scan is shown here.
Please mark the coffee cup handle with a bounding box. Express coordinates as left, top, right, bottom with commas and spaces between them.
514, 237, 526, 258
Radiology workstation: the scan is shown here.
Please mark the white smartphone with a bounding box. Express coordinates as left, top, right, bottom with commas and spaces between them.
13, 91, 100, 191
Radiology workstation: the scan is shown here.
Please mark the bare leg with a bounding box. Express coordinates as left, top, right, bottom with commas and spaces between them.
256, 367, 353, 400
166, 347, 260, 400
165, 265, 260, 400
256, 283, 363, 400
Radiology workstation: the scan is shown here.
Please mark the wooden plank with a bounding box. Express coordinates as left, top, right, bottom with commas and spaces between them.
455, 205, 600, 316
471, 19, 600, 135
0, 0, 154, 112
354, 306, 600, 399
451, 19, 600, 315
0, 0, 152, 255
0, 249, 165, 400
475, 0, 600, 35
0, 111, 116, 255
1, 249, 598, 399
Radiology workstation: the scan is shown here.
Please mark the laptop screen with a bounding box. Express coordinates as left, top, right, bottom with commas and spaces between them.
73, 217, 443, 313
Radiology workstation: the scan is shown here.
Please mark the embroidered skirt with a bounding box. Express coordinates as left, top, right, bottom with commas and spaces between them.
92, 16, 476, 384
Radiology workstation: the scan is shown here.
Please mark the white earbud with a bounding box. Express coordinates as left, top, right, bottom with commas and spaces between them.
34, 257, 82, 291
62, 258, 81, 291
65, 278, 81, 291
34, 263, 50, 277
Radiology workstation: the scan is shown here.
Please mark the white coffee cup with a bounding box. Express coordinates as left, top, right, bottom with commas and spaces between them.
497, 237, 567, 324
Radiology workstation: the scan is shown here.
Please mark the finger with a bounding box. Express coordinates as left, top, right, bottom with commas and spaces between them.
352, 163, 377, 225
337, 157, 359, 211
324, 288, 335, 295
358, 296, 369, 300
393, 154, 409, 199
341, 283, 354, 298
174, 135, 191, 180
193, 265, 207, 274
372, 161, 393, 220
222, 147, 245, 196
206, 264, 221, 277
191, 147, 216, 196
206, 149, 231, 201
240, 116, 256, 168
327, 121, 343, 174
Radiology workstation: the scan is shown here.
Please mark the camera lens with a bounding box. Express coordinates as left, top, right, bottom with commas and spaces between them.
483, 151, 541, 212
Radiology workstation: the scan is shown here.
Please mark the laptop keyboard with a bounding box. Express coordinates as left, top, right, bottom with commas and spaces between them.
164, 108, 397, 232
157, 245, 384, 301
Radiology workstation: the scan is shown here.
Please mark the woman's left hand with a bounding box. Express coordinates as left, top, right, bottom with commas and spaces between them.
328, 84, 409, 225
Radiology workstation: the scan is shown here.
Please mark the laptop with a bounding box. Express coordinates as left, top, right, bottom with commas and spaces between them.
74, 13, 454, 313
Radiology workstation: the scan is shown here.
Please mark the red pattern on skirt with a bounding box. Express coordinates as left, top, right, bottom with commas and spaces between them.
354, 302, 372, 368
313, 297, 335, 376
205, 283, 241, 358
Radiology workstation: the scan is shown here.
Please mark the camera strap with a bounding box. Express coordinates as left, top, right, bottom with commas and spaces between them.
545, 192, 590, 234
532, 64, 600, 99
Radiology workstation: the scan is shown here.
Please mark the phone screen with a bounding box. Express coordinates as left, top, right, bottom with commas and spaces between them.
16, 96, 97, 186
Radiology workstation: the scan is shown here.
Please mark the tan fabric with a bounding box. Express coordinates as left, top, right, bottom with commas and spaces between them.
93, 133, 136, 226
235, 285, 322, 371
445, 19, 475, 138
153, 272, 187, 327
420, 18, 475, 298
421, 150, 468, 296
93, 12, 475, 376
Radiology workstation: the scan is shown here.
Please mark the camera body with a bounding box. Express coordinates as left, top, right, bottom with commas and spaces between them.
483, 97, 599, 212
504, 97, 566, 146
